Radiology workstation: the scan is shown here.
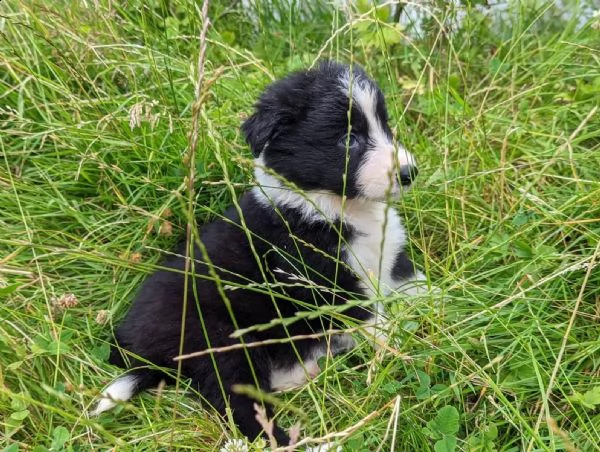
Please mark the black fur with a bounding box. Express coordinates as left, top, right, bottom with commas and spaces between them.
392, 251, 417, 281
108, 61, 418, 443
243, 62, 393, 198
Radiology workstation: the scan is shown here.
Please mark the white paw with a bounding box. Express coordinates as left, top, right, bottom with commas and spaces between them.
364, 303, 390, 349
396, 272, 439, 296
306, 443, 342, 452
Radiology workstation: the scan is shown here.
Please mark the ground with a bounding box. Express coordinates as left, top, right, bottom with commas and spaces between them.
1, 1, 599, 451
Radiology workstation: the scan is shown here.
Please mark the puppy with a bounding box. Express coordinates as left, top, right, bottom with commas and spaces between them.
93, 61, 422, 444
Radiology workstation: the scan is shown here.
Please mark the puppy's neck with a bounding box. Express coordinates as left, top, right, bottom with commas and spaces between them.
252, 158, 394, 228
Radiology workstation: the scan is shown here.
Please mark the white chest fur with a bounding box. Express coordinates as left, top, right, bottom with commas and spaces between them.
342, 201, 406, 297
251, 174, 408, 297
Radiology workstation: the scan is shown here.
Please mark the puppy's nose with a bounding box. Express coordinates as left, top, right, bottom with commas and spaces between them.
398, 165, 418, 186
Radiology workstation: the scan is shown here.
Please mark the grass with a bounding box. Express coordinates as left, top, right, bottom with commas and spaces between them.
1, 0, 600, 450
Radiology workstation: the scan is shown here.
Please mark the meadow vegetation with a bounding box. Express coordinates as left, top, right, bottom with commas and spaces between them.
1, 0, 599, 450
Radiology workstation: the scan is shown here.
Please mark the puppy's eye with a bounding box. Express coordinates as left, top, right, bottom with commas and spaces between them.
339, 133, 360, 151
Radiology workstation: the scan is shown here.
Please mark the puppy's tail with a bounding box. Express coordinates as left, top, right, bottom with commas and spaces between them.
91, 370, 162, 415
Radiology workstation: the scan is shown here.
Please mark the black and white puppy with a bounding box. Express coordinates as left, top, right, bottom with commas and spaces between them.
93, 61, 423, 444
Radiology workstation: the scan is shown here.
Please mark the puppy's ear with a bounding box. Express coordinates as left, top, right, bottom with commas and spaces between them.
243, 71, 314, 157
241, 110, 281, 158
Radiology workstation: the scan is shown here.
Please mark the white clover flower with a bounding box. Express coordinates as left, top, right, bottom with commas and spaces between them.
219, 438, 250, 452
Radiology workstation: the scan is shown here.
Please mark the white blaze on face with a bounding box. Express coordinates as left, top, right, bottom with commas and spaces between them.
339, 70, 416, 200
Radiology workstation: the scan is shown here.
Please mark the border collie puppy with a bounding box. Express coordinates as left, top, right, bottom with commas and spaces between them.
93, 61, 422, 444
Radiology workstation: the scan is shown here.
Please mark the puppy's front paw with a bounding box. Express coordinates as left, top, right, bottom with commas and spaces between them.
396, 271, 439, 296
306, 443, 342, 452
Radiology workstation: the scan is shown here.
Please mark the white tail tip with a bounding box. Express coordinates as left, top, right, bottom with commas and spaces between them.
91, 374, 138, 416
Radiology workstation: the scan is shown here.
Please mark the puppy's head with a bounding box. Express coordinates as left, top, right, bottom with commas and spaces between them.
243, 61, 417, 202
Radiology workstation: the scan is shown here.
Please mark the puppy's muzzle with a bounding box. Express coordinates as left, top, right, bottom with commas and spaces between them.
397, 164, 419, 187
